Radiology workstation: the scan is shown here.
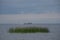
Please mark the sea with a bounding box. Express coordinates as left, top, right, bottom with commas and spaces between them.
0, 24, 60, 40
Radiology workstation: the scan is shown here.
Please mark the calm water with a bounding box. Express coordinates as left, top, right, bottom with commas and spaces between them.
0, 24, 60, 40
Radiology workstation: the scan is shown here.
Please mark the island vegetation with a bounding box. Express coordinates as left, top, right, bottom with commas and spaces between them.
9, 27, 49, 33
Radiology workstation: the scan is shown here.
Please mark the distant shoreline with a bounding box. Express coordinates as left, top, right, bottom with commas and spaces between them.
0, 23, 60, 25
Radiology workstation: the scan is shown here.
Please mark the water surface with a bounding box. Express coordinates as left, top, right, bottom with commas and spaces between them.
0, 24, 60, 40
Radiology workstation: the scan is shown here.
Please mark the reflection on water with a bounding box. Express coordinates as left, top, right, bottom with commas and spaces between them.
0, 24, 60, 40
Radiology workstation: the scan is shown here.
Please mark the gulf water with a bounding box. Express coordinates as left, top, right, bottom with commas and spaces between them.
0, 24, 60, 40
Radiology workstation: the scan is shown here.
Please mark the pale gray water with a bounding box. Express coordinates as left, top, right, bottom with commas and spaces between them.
0, 24, 60, 40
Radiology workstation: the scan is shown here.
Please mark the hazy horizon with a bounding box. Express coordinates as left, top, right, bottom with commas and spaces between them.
0, 0, 60, 24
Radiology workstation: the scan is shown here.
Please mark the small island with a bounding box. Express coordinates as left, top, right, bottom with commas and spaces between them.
9, 27, 49, 33
24, 23, 32, 25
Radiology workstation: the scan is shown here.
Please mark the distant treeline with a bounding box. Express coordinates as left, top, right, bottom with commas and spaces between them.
9, 27, 49, 33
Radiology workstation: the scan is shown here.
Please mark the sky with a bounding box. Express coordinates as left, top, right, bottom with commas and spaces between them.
0, 0, 60, 24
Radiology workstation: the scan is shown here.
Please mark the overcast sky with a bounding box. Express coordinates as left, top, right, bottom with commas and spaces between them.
0, 0, 60, 24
